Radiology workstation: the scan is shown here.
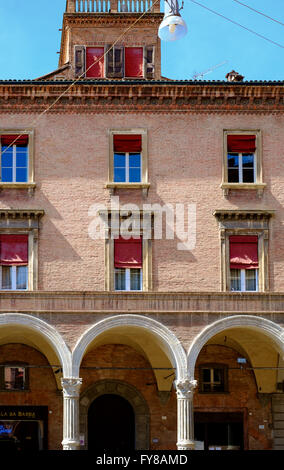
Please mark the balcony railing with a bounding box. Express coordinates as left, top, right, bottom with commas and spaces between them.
66, 0, 160, 13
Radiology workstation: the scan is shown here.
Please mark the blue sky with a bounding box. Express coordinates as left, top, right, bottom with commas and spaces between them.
0, 0, 283, 81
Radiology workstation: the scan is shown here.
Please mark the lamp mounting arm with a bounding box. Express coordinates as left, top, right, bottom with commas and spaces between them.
164, 0, 184, 16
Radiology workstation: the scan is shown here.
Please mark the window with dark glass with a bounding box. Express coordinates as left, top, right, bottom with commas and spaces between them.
199, 365, 228, 393
0, 364, 28, 391
227, 135, 256, 183
114, 236, 142, 291
1, 135, 29, 183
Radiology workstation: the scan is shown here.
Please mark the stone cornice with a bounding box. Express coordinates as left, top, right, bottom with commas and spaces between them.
0, 209, 44, 220
1, 291, 284, 316
213, 210, 275, 221
63, 12, 164, 26
0, 81, 284, 113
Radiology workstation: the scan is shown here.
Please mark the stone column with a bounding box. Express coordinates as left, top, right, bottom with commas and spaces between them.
175, 378, 197, 450
61, 378, 82, 450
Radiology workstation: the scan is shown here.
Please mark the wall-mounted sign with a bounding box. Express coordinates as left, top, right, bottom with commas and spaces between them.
0, 406, 48, 421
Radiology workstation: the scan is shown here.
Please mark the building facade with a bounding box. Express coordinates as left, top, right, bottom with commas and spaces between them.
0, 0, 284, 451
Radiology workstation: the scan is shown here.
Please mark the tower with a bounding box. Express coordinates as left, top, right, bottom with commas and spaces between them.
50, 0, 163, 81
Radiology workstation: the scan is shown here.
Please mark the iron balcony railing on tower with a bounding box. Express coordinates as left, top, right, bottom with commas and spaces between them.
66, 0, 160, 13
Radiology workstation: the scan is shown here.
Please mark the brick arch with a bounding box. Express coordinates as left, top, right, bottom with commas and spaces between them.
79, 379, 150, 450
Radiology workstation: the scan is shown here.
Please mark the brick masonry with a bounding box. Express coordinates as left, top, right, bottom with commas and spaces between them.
0, 4, 284, 452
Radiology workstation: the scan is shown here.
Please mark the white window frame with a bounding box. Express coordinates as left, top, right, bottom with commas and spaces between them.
0, 130, 35, 191
107, 129, 149, 196
230, 268, 258, 292
1, 143, 29, 183
114, 267, 143, 291
227, 151, 256, 183
221, 130, 266, 196
0, 265, 28, 291
114, 151, 142, 183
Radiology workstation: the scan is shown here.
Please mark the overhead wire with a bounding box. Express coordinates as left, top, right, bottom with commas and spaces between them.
231, 0, 284, 28
188, 0, 284, 50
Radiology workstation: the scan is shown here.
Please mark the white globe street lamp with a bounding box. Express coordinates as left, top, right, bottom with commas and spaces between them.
158, 0, 188, 42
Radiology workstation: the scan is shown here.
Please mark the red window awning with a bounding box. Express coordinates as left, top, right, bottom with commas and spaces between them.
125, 47, 144, 78
227, 135, 256, 153
113, 134, 142, 153
229, 235, 258, 269
114, 236, 142, 269
1, 135, 29, 146
86, 47, 104, 78
0, 235, 28, 265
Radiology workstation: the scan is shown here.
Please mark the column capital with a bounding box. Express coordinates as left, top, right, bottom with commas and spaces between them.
175, 377, 197, 399
61, 377, 82, 398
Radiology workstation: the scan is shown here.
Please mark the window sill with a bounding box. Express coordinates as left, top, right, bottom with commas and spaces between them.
220, 182, 266, 197
0, 182, 36, 195
106, 182, 150, 197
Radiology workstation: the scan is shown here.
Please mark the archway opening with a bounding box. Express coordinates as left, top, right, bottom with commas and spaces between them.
189, 319, 284, 451
88, 394, 135, 452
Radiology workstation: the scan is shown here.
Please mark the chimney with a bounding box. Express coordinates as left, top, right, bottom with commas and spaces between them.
226, 70, 244, 82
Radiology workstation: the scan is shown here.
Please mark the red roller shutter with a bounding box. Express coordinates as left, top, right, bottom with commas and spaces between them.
0, 234, 28, 265
113, 134, 142, 153
227, 135, 256, 153
1, 135, 28, 146
229, 235, 258, 269
114, 237, 142, 269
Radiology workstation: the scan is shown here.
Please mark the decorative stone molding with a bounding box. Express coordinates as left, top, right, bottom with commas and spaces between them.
79, 379, 150, 450
2, 291, 284, 315
1, 82, 284, 114
214, 209, 274, 292
0, 313, 72, 377
62, 378, 82, 398
175, 377, 197, 399
72, 314, 187, 382
187, 315, 284, 378
0, 209, 45, 291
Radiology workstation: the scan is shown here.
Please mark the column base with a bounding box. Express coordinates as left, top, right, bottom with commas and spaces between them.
177, 440, 195, 450
62, 439, 81, 450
